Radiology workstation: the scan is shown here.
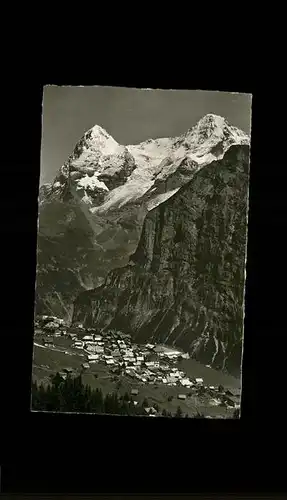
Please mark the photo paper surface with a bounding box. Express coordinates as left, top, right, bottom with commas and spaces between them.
31, 86, 252, 418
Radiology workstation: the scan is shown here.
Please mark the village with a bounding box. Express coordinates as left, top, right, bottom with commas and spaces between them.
33, 315, 241, 417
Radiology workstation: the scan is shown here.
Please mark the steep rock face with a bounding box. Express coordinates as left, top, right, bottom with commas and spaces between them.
73, 144, 250, 376
37, 115, 249, 321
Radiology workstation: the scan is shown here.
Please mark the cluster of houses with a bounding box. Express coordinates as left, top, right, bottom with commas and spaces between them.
70, 330, 202, 390
34, 316, 241, 412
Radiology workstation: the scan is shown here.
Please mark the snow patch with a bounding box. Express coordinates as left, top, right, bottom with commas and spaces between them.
76, 173, 109, 192
146, 188, 181, 210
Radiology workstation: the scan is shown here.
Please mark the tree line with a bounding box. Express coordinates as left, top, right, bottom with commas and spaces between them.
31, 373, 239, 418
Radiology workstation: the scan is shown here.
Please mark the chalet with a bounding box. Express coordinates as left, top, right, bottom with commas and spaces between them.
87, 354, 99, 361
210, 398, 221, 406
178, 394, 187, 400
95, 347, 104, 354
82, 363, 90, 370
167, 377, 177, 384
131, 389, 139, 396
181, 378, 193, 387
106, 359, 115, 365
86, 345, 96, 353
112, 350, 121, 357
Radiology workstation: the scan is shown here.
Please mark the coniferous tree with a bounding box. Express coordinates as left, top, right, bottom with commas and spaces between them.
123, 392, 130, 402
175, 406, 183, 418
142, 398, 149, 408
233, 408, 240, 419
31, 375, 150, 416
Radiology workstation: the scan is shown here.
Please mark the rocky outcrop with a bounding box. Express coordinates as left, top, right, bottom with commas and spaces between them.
73, 144, 250, 376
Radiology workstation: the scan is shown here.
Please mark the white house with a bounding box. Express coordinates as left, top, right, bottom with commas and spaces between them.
95, 347, 104, 353
210, 398, 221, 406
74, 341, 83, 348
94, 335, 102, 341
181, 378, 192, 387
178, 394, 187, 400
83, 335, 94, 341
82, 362, 90, 369
86, 345, 96, 353
167, 376, 177, 384
87, 354, 99, 361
